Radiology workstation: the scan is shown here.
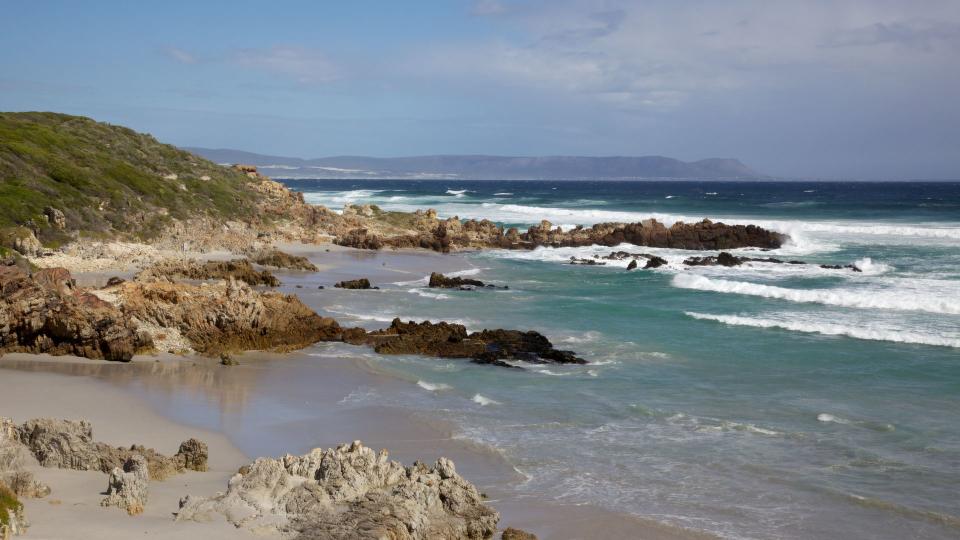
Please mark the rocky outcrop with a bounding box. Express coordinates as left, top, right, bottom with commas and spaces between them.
136, 259, 280, 286
428, 272, 504, 290
116, 278, 345, 355
681, 252, 863, 272
176, 440, 499, 540
569, 257, 605, 266
249, 249, 318, 271
0, 266, 152, 362
335, 278, 373, 290
335, 214, 785, 253
101, 455, 149, 515
0, 419, 49, 502
626, 259, 638, 271
356, 319, 586, 368
13, 418, 207, 480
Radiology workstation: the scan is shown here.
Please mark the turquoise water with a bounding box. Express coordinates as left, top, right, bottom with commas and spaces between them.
286, 180, 960, 539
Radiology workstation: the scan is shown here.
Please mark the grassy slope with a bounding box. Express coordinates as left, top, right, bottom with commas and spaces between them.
0, 112, 262, 245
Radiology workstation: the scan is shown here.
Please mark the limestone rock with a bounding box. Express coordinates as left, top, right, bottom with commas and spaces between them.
176, 441, 499, 539
175, 439, 208, 473
101, 455, 149, 515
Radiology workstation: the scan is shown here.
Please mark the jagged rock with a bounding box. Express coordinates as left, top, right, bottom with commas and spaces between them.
176, 441, 499, 539
1, 472, 49, 500
335, 278, 372, 290
13, 418, 207, 481
2, 227, 43, 257
0, 266, 151, 362
644, 256, 668, 268
248, 249, 318, 271
502, 528, 538, 540
43, 207, 66, 230
359, 319, 586, 368
101, 455, 149, 515
626, 259, 638, 271
118, 278, 344, 355
136, 259, 280, 286
820, 263, 862, 272
175, 439, 208, 473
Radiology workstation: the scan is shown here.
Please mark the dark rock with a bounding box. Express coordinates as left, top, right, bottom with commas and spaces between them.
644, 256, 668, 269
569, 257, 605, 266
360, 319, 586, 368
626, 259, 638, 271
105, 276, 126, 287
334, 278, 372, 289
429, 272, 485, 288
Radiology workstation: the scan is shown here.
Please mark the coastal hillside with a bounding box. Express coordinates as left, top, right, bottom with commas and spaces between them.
186, 147, 762, 180
0, 112, 262, 245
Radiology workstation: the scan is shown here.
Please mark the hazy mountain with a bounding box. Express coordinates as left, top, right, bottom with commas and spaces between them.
185, 148, 763, 180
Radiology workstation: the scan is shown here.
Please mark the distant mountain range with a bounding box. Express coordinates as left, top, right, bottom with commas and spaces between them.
184, 148, 763, 180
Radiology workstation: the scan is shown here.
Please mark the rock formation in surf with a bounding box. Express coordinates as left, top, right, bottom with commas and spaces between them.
334, 278, 373, 289
352, 319, 586, 368
176, 440, 499, 540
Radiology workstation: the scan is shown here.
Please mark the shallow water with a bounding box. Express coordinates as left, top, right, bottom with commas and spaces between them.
281, 179, 960, 539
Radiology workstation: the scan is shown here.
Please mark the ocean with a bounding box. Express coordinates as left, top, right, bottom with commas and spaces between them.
283, 179, 960, 539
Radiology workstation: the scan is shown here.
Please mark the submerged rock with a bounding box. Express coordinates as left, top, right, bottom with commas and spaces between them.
101, 455, 149, 515
429, 272, 485, 289
176, 441, 499, 539
644, 256, 668, 269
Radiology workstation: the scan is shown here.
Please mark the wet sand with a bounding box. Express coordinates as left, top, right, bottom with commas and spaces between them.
1, 244, 713, 539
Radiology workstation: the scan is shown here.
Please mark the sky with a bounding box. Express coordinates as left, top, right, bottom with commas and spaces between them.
1, 0, 959, 179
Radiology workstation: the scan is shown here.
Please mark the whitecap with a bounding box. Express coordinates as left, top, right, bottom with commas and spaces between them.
417, 380, 452, 392
674, 274, 960, 316
472, 394, 501, 406
407, 288, 450, 300
685, 311, 960, 348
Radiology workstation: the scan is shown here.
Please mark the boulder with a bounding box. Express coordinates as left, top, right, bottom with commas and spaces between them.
335, 278, 372, 290
502, 528, 538, 540
626, 259, 638, 271
43, 207, 66, 230
175, 439, 208, 473
428, 272, 495, 289
101, 455, 149, 515
176, 441, 499, 539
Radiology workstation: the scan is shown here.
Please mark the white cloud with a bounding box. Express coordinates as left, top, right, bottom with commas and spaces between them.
164, 47, 198, 65
230, 46, 340, 84
418, 0, 960, 111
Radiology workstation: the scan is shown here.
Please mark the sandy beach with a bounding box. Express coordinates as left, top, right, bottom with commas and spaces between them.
1, 245, 712, 539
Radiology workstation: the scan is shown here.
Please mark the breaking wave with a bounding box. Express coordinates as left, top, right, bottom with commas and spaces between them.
674, 274, 960, 315
686, 312, 960, 348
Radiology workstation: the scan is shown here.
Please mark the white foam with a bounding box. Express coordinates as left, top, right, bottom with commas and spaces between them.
686, 312, 960, 348
493, 192, 513, 196
853, 257, 891, 275
407, 288, 450, 300
472, 394, 501, 406
417, 380, 452, 392
446, 189, 470, 195
817, 413, 851, 424
674, 274, 960, 316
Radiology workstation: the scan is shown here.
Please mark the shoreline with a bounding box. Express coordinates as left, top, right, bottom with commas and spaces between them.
1, 245, 714, 539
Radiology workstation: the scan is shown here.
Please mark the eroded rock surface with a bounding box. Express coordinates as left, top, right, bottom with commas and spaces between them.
0, 266, 152, 362
101, 455, 149, 515
116, 278, 344, 355
249, 249, 319, 271
176, 441, 499, 540
136, 259, 280, 286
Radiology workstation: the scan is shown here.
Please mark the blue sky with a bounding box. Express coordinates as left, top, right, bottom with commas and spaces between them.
2, 0, 959, 179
